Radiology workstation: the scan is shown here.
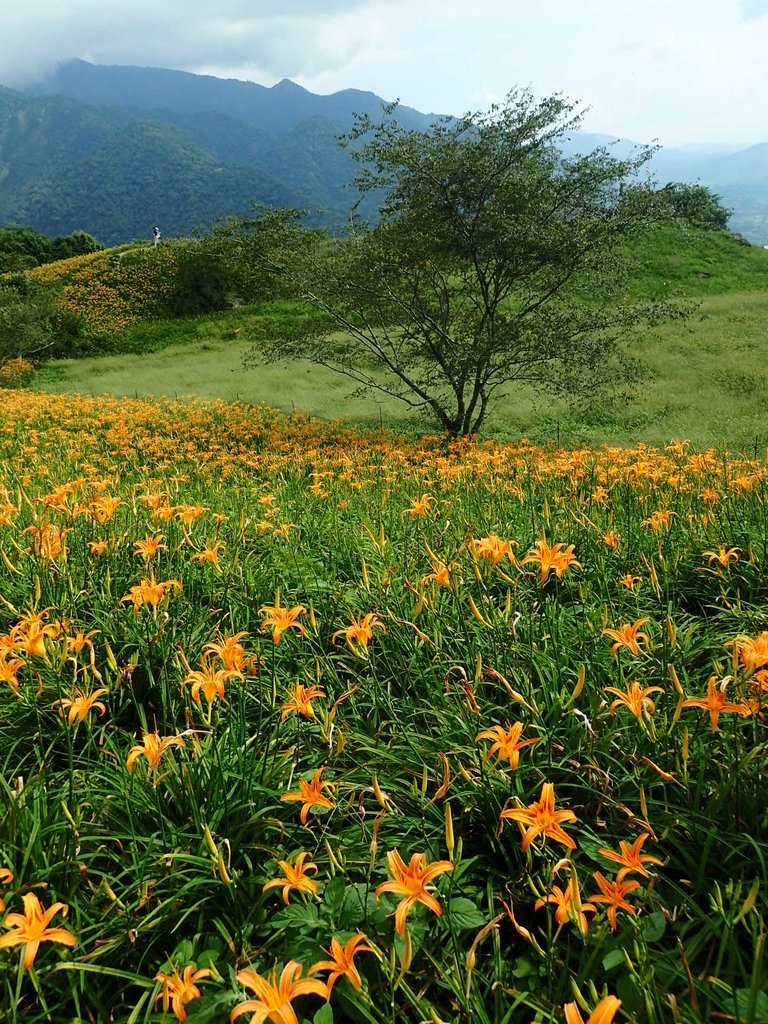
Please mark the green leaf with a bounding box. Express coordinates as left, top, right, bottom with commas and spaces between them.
447, 897, 486, 930
735, 988, 768, 1022
324, 875, 346, 915
512, 957, 537, 979
601, 949, 625, 971
314, 1004, 334, 1024
274, 901, 321, 932
641, 911, 666, 943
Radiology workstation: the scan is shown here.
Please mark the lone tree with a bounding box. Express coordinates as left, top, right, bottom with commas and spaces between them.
253, 90, 679, 436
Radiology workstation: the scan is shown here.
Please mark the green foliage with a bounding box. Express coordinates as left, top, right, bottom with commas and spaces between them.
0, 275, 62, 369
0, 225, 103, 273
255, 91, 685, 436
657, 182, 731, 231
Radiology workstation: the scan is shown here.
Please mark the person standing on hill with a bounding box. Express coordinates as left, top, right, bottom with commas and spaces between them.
152, 226, 161, 247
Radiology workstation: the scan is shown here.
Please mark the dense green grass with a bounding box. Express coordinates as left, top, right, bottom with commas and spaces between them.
36, 289, 768, 451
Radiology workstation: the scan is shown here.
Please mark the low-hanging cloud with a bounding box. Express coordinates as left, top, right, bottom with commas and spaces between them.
0, 0, 380, 86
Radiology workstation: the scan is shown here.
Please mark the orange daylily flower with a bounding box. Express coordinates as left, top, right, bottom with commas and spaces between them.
500, 781, 577, 852
280, 767, 334, 824
133, 534, 167, 561
475, 722, 539, 769
682, 675, 751, 732
263, 852, 319, 904
521, 538, 582, 583
730, 631, 768, 673
564, 995, 622, 1024
603, 618, 651, 658
231, 961, 328, 1024
0, 868, 14, 913
535, 876, 597, 934
191, 541, 225, 569
605, 680, 663, 722
121, 576, 181, 615
702, 546, 740, 568
643, 510, 673, 531
310, 933, 373, 994
471, 534, 515, 566
421, 557, 452, 588
0, 654, 24, 691
53, 686, 108, 724
619, 574, 641, 591
0, 892, 76, 968
402, 493, 434, 518
590, 872, 641, 932
154, 964, 213, 1021
332, 612, 385, 657
598, 833, 663, 882
375, 849, 454, 936
203, 631, 250, 672
280, 682, 326, 720
126, 730, 185, 773
258, 594, 307, 644
182, 656, 242, 705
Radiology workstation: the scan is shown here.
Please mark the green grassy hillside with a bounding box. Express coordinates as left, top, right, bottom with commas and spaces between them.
28, 223, 768, 448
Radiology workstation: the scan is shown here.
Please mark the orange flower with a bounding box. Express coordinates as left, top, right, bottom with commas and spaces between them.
603, 618, 651, 658
259, 594, 307, 644
0, 892, 76, 969
590, 872, 640, 932
375, 850, 454, 936
564, 995, 622, 1024
598, 833, 663, 882
182, 656, 241, 705
191, 541, 225, 569
203, 631, 250, 672
421, 557, 452, 588
263, 852, 319, 904
53, 686, 108, 724
604, 680, 663, 721
402, 493, 434, 518
133, 534, 167, 561
231, 961, 328, 1024
0, 654, 24, 692
475, 722, 539, 769
280, 767, 334, 824
332, 612, 385, 657
702, 546, 740, 568
127, 730, 185, 773
500, 781, 577, 852
643, 510, 673, 531
731, 631, 768, 673
0, 868, 13, 913
154, 964, 213, 1021
682, 675, 751, 732
280, 682, 326, 720
471, 534, 514, 566
121, 576, 181, 615
535, 876, 597, 934
309, 933, 373, 994
619, 574, 640, 591
521, 538, 582, 583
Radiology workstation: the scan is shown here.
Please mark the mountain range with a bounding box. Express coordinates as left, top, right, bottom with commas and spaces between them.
0, 59, 766, 246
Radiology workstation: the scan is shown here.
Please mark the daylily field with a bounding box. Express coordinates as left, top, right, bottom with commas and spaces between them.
0, 391, 766, 1023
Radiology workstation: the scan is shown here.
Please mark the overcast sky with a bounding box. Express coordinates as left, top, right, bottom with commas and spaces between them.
3, 0, 767, 147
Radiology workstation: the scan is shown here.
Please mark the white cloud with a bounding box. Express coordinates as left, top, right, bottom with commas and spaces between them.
0, 0, 767, 145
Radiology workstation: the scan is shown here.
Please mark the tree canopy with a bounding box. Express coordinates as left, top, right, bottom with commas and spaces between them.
253, 90, 683, 436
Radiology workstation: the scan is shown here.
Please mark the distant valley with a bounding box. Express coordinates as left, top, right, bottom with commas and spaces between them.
0, 59, 766, 245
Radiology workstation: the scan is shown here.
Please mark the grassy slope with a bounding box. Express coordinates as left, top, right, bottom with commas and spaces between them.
34, 225, 768, 448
